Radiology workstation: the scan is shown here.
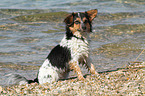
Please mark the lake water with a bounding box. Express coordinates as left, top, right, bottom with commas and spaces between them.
0, 0, 145, 86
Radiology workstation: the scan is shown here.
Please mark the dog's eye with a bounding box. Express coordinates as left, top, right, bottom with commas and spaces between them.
84, 20, 88, 23
74, 21, 80, 24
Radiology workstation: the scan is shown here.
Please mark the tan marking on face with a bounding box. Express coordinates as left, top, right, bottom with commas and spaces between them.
82, 17, 87, 22
69, 17, 82, 36
73, 18, 81, 31
69, 27, 82, 38
69, 16, 91, 35
75, 18, 81, 21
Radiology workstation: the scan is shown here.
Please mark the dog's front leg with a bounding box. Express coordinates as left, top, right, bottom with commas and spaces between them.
89, 63, 99, 75
69, 61, 85, 80
86, 58, 99, 75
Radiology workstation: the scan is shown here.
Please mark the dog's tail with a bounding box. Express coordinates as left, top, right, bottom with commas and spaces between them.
6, 74, 38, 85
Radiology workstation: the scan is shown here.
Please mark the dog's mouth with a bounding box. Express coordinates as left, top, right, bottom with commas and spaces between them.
77, 29, 83, 32
77, 28, 87, 32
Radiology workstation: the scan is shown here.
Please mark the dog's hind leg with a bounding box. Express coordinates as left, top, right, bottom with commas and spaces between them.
38, 59, 59, 84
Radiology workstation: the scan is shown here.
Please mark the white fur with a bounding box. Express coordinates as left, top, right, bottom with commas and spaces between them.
38, 59, 59, 84
38, 59, 69, 84
60, 31, 89, 61
38, 31, 90, 84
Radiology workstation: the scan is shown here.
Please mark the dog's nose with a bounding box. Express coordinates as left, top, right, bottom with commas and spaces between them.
82, 23, 86, 30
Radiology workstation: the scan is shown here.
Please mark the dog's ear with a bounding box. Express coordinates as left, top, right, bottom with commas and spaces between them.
64, 13, 74, 25
86, 9, 98, 22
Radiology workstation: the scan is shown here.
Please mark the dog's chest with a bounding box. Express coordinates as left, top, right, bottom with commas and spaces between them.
60, 36, 89, 59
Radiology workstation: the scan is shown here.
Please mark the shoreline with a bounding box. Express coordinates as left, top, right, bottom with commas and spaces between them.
1, 62, 145, 95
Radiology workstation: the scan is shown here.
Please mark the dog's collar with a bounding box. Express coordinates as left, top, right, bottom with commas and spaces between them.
73, 35, 84, 41
72, 35, 89, 45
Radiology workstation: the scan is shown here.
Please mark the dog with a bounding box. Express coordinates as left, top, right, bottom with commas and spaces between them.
7, 9, 98, 85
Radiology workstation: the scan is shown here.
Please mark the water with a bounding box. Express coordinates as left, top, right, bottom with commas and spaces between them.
0, 0, 145, 86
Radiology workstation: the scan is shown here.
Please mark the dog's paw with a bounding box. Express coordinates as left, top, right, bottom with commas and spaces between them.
94, 71, 99, 75
78, 75, 85, 81
92, 71, 99, 77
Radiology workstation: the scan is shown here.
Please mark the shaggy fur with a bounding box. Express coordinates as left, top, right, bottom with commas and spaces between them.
7, 9, 98, 85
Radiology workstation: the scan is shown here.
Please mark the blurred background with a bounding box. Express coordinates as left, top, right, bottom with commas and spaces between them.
0, 0, 145, 86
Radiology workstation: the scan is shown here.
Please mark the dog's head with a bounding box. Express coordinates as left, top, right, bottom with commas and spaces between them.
64, 9, 98, 39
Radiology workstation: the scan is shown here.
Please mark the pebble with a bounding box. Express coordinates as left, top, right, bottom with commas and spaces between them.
1, 62, 145, 95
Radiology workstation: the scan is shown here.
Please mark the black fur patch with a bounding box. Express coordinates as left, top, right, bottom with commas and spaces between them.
28, 78, 38, 84
47, 45, 71, 70
66, 26, 74, 40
